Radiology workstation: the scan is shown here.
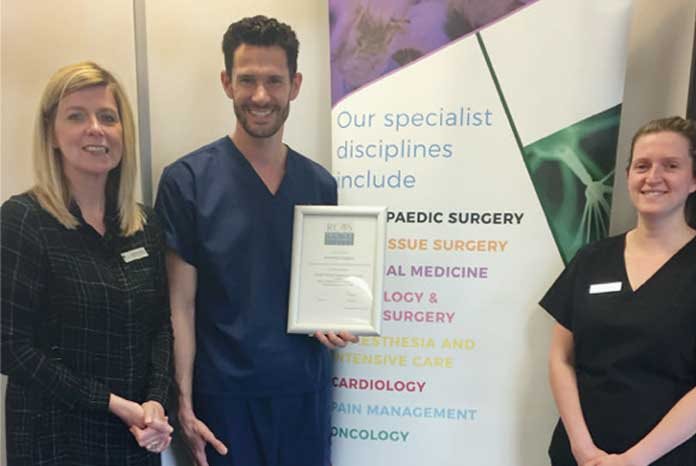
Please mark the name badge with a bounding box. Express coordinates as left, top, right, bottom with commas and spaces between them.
589, 282, 622, 294
121, 247, 149, 263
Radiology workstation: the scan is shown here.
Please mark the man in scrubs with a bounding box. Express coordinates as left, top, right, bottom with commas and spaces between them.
155, 16, 358, 466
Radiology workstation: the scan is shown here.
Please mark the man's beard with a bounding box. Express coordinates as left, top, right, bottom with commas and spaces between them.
234, 102, 291, 139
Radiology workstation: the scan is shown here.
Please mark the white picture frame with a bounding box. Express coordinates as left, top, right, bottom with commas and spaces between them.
287, 205, 387, 336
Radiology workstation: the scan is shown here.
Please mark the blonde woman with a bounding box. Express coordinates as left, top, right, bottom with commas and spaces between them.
1, 62, 173, 465
543, 117, 696, 466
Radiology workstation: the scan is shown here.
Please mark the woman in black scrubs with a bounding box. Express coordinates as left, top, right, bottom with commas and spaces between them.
1, 62, 173, 465
543, 117, 696, 466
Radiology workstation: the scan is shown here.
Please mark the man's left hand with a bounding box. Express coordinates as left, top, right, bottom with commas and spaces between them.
313, 330, 359, 349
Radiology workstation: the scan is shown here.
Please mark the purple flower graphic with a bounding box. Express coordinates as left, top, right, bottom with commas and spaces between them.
330, 0, 533, 104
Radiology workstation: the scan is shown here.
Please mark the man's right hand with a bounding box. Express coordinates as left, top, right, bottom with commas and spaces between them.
179, 407, 228, 466
167, 253, 227, 464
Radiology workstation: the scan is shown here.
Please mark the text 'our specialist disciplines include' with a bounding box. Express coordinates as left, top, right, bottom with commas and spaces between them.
333, 106, 494, 190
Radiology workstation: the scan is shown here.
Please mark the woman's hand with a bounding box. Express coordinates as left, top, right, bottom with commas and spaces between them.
110, 395, 173, 453
573, 443, 608, 465
109, 393, 146, 428
582, 453, 643, 466
141, 400, 169, 428
130, 423, 173, 453
133, 400, 173, 453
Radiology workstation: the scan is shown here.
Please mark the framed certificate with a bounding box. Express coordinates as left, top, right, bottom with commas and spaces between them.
287, 205, 387, 336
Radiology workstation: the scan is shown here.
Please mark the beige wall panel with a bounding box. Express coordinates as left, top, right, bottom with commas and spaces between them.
1, 0, 140, 203
610, 0, 696, 233
1, 2, 139, 465
146, 0, 332, 200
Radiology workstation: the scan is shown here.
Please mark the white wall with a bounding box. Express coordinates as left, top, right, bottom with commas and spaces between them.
610, 0, 696, 234
0, 1, 140, 201
0, 2, 329, 465
145, 0, 332, 201
1, 2, 140, 465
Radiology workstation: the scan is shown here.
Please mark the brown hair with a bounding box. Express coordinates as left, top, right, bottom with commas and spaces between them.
628, 116, 696, 227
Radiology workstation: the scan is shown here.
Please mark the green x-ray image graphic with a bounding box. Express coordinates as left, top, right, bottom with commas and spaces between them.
523, 106, 621, 264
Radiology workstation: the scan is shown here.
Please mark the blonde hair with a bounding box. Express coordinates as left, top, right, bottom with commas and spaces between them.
32, 61, 144, 235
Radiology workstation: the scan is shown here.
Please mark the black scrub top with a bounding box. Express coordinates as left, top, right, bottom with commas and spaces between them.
540, 234, 696, 465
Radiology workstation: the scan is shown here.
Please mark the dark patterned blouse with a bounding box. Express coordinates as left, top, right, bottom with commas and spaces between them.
1, 193, 173, 466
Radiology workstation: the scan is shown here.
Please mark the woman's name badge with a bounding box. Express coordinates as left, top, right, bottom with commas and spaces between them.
589, 282, 622, 294
121, 247, 149, 263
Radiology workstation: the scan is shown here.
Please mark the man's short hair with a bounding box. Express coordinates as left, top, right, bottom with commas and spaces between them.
222, 15, 299, 77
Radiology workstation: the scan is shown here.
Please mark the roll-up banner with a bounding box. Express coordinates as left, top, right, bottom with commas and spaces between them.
688, 12, 696, 119
329, 1, 632, 464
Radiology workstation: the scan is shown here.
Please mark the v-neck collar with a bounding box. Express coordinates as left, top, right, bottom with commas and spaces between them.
68, 198, 119, 240
225, 137, 292, 199
621, 232, 696, 294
